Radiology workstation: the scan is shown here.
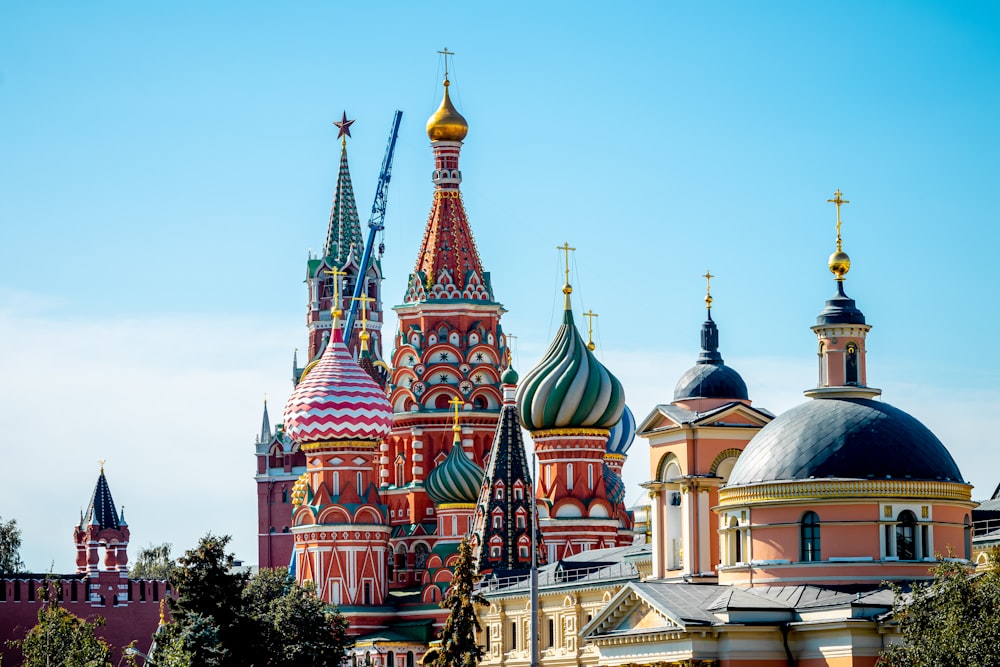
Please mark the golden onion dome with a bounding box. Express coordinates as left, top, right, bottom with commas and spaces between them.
828, 250, 851, 279
426, 79, 468, 142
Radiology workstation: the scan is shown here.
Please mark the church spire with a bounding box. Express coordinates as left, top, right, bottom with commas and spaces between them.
405, 68, 492, 303
697, 270, 724, 365
259, 398, 272, 443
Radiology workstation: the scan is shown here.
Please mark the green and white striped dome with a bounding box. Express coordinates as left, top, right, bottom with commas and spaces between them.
517, 307, 625, 431
425, 439, 485, 505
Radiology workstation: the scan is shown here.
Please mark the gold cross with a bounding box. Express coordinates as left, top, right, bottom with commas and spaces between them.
98, 459, 106, 473
352, 293, 376, 350
438, 48, 455, 80
703, 270, 715, 309
583, 310, 598, 351
323, 267, 348, 318
827, 189, 850, 251
557, 242, 576, 287
449, 396, 464, 433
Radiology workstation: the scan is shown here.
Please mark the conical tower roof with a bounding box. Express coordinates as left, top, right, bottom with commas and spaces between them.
80, 467, 122, 531
323, 130, 363, 267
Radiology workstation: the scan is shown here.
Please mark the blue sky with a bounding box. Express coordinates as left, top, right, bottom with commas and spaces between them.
2, 1, 999, 571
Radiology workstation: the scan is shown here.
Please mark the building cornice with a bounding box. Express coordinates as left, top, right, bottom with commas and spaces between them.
719, 478, 973, 506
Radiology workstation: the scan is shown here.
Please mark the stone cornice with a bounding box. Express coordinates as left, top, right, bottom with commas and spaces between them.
719, 478, 973, 506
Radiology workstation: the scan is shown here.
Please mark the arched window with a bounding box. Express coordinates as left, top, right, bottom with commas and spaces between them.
387, 651, 394, 667
473, 396, 487, 409
845, 342, 859, 385
896, 510, 917, 560
800, 511, 821, 562
281, 488, 289, 503
818, 342, 827, 386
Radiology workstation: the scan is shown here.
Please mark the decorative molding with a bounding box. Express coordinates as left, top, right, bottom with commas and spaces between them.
719, 479, 972, 506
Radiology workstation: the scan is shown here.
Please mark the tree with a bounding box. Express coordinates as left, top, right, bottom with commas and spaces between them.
244, 567, 352, 667
878, 552, 1000, 666
157, 534, 250, 667
130, 542, 176, 580
432, 538, 487, 667
155, 535, 350, 667
11, 586, 113, 667
0, 516, 25, 574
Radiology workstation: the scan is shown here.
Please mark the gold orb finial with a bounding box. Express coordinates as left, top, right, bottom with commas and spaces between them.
426, 49, 468, 142
703, 270, 714, 309
826, 190, 851, 280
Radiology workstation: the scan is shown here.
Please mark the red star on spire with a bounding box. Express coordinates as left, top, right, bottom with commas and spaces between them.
334, 111, 355, 140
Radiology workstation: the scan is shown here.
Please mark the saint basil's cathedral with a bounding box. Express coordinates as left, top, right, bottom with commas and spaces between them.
253, 68, 979, 667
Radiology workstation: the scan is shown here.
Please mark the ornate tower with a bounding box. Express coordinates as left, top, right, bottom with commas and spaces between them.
471, 364, 545, 576
284, 302, 393, 621
516, 256, 625, 562
255, 399, 299, 568
301, 113, 385, 375
74, 466, 130, 576
383, 73, 508, 586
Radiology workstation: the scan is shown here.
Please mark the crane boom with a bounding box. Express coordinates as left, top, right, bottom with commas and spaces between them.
344, 109, 403, 341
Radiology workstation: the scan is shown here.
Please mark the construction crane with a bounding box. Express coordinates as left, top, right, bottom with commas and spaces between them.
343, 109, 403, 340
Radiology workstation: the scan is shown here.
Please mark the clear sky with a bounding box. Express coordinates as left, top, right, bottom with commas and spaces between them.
2, 1, 999, 572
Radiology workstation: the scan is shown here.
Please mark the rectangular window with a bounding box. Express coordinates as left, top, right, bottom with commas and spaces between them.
510, 622, 517, 650
547, 618, 554, 647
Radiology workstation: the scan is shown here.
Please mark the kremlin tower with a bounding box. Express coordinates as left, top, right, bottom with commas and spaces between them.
382, 72, 509, 588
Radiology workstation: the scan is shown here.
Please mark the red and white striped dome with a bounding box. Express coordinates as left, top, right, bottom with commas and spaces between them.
283, 329, 392, 444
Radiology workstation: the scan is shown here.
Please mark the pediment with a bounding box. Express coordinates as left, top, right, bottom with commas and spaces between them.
583, 584, 685, 640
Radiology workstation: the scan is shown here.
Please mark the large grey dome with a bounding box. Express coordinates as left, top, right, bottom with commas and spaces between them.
726, 397, 964, 486
673, 363, 749, 402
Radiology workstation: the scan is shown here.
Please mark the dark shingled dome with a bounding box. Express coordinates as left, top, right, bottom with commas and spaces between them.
726, 397, 964, 486
673, 363, 749, 402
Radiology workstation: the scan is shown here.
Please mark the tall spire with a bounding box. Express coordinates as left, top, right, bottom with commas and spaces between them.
698, 270, 723, 365
405, 68, 491, 303
259, 398, 272, 443
324, 113, 363, 266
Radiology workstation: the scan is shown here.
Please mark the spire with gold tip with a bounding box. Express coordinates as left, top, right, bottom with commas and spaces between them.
516, 244, 625, 432
816, 189, 866, 326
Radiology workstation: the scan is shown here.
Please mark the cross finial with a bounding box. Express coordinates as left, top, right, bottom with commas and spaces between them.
323, 267, 348, 320
703, 270, 715, 310
438, 48, 455, 81
827, 189, 850, 252
557, 242, 576, 308
334, 111, 355, 149
98, 459, 106, 474
449, 396, 464, 434
352, 294, 376, 351
583, 310, 599, 351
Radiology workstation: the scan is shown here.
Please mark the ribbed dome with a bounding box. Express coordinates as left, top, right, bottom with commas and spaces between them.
283, 329, 392, 444
517, 307, 625, 431
425, 440, 485, 505
606, 405, 636, 455
426, 79, 468, 142
673, 364, 748, 401
603, 463, 626, 506
726, 397, 964, 486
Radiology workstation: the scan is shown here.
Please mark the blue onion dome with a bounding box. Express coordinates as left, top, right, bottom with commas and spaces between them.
726, 397, 964, 486
606, 405, 636, 455
425, 439, 485, 505
603, 463, 626, 506
517, 307, 625, 431
673, 311, 748, 402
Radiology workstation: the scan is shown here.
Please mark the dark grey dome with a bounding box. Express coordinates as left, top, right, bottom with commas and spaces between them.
727, 397, 964, 486
673, 363, 749, 401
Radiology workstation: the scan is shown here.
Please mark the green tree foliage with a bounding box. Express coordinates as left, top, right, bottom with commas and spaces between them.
0, 516, 25, 574
879, 554, 1000, 667
433, 538, 487, 667
11, 587, 113, 667
156, 535, 351, 667
244, 567, 351, 667
130, 542, 176, 580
